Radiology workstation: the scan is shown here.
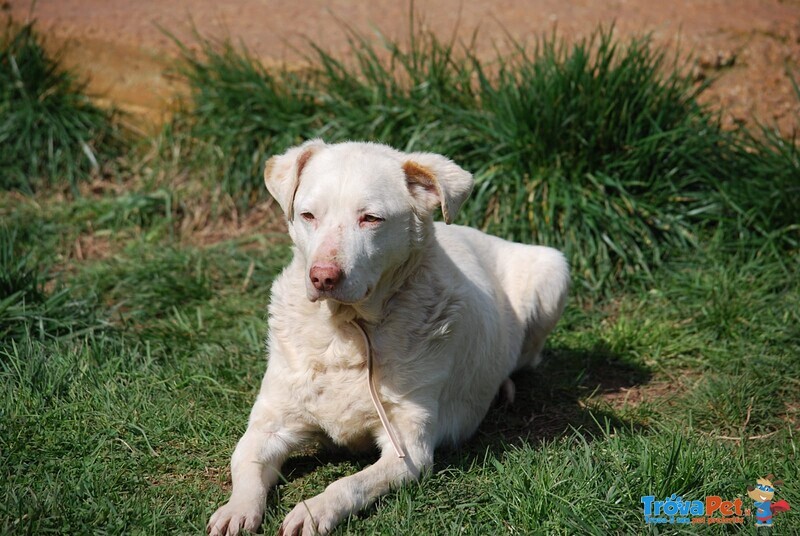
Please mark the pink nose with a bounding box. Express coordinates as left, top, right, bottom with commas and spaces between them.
310, 263, 343, 292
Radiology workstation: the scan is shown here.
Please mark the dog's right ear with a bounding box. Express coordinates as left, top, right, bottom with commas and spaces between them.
264, 139, 325, 220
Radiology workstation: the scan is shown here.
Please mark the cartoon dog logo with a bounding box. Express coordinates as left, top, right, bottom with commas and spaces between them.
747, 474, 790, 527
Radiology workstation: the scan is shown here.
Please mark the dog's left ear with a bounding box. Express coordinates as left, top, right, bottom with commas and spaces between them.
264, 139, 326, 220
402, 153, 474, 224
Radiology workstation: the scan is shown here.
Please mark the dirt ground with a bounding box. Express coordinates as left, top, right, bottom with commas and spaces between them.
5, 0, 800, 135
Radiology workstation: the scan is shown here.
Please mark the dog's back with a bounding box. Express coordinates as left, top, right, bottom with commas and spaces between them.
414, 223, 569, 443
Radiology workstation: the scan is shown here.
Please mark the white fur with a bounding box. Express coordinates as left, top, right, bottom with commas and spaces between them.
207, 141, 570, 536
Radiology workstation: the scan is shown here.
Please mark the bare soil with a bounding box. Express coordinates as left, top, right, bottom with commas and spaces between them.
5, 0, 800, 134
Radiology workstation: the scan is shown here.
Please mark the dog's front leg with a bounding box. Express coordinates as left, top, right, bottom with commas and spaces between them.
208, 396, 309, 536
279, 432, 434, 536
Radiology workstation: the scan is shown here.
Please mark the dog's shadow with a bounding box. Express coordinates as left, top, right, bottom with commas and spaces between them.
276, 342, 650, 489
450, 342, 652, 458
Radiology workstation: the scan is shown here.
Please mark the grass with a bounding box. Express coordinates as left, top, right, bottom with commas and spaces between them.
0, 224, 104, 343
0, 21, 125, 192
2, 15, 799, 535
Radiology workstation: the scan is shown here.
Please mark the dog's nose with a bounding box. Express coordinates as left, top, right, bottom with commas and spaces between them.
310, 263, 343, 292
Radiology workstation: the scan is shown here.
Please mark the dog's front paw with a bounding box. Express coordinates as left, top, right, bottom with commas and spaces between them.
279, 494, 342, 536
207, 500, 263, 536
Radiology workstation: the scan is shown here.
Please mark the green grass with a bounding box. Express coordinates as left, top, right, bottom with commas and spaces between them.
2, 16, 800, 536
0, 224, 104, 343
0, 20, 125, 192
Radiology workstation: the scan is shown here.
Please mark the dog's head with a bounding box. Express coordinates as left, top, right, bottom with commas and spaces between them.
264, 140, 473, 304
747, 474, 783, 503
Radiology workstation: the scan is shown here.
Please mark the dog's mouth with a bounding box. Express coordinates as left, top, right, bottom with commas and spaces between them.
307, 285, 372, 305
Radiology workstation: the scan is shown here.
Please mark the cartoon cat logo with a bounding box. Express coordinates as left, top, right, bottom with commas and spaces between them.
747, 474, 790, 527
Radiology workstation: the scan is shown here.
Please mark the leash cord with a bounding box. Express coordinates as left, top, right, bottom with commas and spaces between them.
351, 320, 406, 459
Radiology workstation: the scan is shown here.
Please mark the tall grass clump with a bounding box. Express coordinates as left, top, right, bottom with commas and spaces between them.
466, 37, 797, 289
173, 22, 799, 292
0, 21, 124, 192
169, 23, 478, 205
167, 37, 317, 206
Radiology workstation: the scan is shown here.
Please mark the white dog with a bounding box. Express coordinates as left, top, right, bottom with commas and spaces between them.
207, 140, 569, 536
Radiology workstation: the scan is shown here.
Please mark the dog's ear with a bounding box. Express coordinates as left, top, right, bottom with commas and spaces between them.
402, 153, 473, 224
264, 139, 325, 220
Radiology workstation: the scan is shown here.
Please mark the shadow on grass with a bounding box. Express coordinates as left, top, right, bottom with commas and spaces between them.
465, 342, 651, 450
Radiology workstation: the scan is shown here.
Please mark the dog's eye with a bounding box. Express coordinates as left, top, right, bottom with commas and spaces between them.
300, 212, 315, 222
361, 214, 384, 224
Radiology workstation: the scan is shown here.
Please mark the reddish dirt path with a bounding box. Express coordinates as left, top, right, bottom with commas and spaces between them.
5, 0, 800, 134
